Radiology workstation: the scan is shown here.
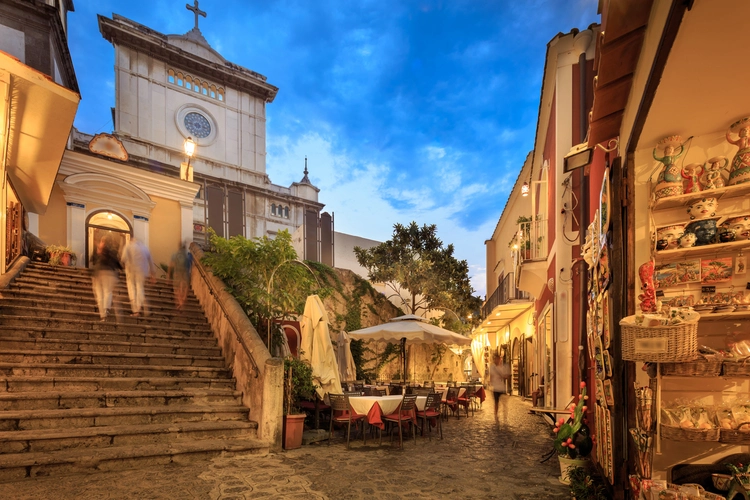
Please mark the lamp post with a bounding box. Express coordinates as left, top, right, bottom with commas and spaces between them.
182, 136, 196, 181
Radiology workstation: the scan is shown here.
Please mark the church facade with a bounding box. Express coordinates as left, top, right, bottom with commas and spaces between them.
35, 5, 324, 269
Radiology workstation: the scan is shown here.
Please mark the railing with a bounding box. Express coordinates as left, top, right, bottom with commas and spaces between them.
517, 218, 548, 263
480, 272, 530, 319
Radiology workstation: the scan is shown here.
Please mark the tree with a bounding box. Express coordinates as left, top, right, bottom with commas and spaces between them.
354, 222, 481, 329
201, 229, 325, 348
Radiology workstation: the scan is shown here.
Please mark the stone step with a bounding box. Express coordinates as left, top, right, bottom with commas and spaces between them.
0, 337, 221, 357
0, 325, 217, 346
0, 349, 226, 368
0, 294, 205, 317
0, 305, 207, 329
0, 376, 236, 393
0, 362, 231, 379
17, 270, 177, 292
0, 420, 258, 454
0, 314, 212, 335
0, 404, 250, 431
10, 276, 188, 299
5, 282, 201, 308
0, 438, 268, 483
20, 265, 174, 286
0, 389, 242, 411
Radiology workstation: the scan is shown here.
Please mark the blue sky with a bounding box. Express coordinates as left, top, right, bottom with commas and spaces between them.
68, 0, 599, 298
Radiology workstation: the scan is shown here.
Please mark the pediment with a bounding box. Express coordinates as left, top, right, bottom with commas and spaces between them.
167, 31, 226, 65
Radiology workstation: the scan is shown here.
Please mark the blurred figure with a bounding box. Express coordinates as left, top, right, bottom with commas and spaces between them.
92, 237, 121, 321
168, 242, 193, 310
489, 353, 511, 424
120, 237, 154, 317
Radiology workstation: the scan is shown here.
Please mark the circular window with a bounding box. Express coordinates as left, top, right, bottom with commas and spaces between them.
175, 105, 218, 146
184, 112, 212, 139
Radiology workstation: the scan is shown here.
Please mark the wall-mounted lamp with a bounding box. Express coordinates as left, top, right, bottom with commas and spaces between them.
563, 138, 620, 173
521, 181, 530, 196
181, 137, 196, 182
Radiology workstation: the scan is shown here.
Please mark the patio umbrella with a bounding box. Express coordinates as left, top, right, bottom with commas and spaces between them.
299, 295, 342, 399
348, 314, 472, 382
337, 331, 357, 383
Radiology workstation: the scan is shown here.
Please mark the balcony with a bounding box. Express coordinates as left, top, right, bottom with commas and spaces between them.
514, 218, 548, 263
481, 272, 530, 320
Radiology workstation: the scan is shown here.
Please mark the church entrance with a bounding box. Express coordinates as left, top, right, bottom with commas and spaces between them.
85, 211, 131, 267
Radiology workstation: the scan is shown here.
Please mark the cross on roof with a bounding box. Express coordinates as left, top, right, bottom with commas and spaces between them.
186, 0, 207, 31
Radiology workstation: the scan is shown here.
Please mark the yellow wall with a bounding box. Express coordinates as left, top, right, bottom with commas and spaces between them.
148, 195, 181, 268
38, 181, 68, 246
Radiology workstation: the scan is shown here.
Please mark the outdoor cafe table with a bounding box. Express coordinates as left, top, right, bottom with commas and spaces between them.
348, 395, 422, 429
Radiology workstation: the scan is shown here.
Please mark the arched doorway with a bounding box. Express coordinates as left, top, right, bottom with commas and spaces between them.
86, 211, 131, 266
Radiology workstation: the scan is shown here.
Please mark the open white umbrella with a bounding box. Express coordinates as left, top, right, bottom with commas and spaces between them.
348, 314, 471, 381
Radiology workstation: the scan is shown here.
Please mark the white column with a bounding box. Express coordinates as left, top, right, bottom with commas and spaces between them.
133, 215, 149, 246
180, 201, 193, 244
67, 202, 86, 266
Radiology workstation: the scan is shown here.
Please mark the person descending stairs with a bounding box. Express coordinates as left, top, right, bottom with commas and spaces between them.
0, 261, 267, 481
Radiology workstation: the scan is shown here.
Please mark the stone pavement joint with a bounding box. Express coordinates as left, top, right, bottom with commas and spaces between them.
2, 396, 569, 499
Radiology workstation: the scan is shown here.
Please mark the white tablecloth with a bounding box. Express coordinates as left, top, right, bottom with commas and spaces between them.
348, 395, 403, 416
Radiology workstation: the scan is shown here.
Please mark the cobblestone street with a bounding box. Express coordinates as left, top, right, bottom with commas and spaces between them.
3, 396, 569, 499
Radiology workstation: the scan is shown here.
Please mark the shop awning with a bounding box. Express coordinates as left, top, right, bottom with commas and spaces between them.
475, 300, 534, 338
0, 52, 80, 214
518, 259, 547, 300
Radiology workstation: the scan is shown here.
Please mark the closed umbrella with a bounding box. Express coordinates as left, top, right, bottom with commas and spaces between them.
337, 331, 357, 383
299, 295, 342, 399
348, 314, 471, 382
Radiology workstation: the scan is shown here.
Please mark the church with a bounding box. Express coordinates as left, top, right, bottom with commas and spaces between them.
11, 1, 328, 272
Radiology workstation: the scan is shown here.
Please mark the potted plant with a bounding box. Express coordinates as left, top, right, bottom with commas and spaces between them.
283, 356, 317, 450
554, 381, 593, 484
565, 466, 609, 499
46, 244, 76, 266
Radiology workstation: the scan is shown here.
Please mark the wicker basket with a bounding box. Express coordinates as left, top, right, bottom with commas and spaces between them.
722, 359, 750, 377
620, 316, 698, 363
660, 423, 720, 442
660, 356, 722, 377
719, 423, 750, 444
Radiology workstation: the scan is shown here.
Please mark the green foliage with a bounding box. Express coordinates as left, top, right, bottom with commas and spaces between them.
565, 467, 609, 500
283, 356, 318, 415
428, 345, 447, 379
354, 222, 481, 320
201, 229, 323, 342
554, 383, 592, 458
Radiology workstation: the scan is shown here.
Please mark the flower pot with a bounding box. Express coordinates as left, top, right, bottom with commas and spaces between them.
558, 456, 590, 485
283, 414, 306, 450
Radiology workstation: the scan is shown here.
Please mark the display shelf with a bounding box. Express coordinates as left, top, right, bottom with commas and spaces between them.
652, 182, 750, 211
698, 311, 750, 322
654, 239, 750, 263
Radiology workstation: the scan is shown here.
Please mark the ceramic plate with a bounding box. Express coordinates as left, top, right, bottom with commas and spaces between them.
596, 379, 605, 406
600, 167, 610, 243
602, 292, 611, 349
595, 336, 605, 380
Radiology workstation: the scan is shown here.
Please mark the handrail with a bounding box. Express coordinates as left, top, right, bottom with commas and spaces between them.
190, 245, 261, 378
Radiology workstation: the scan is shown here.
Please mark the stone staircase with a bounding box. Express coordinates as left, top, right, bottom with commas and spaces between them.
0, 261, 267, 481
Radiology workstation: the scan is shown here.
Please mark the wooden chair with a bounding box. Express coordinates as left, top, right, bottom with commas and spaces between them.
381, 394, 418, 449
416, 393, 443, 440
457, 385, 476, 417
442, 386, 459, 419
414, 388, 431, 396
388, 385, 403, 396
328, 393, 366, 448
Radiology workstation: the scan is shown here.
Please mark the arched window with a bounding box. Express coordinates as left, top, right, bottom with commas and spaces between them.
284, 207, 289, 219
168, 69, 175, 84
270, 204, 276, 215
218, 88, 224, 102
194, 80, 200, 93
210, 85, 216, 99
185, 76, 193, 91
177, 72, 184, 86
201, 82, 208, 96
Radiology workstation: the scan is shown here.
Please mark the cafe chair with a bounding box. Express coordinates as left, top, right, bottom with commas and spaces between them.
442, 386, 460, 420
328, 393, 366, 449
388, 385, 403, 396
457, 385, 476, 417
416, 393, 443, 441
381, 394, 418, 449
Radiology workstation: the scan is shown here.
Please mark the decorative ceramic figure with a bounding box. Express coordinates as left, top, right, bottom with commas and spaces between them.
656, 224, 685, 251
703, 156, 728, 190
721, 215, 750, 241
727, 117, 750, 186
638, 260, 657, 313
681, 163, 703, 193
686, 197, 717, 220
678, 232, 697, 248
684, 218, 719, 246
653, 136, 685, 199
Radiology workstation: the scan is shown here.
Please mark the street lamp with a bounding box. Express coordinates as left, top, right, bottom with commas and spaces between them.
181, 137, 196, 181
521, 181, 529, 197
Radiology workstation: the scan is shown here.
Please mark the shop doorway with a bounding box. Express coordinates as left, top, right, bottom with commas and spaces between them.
85, 211, 131, 267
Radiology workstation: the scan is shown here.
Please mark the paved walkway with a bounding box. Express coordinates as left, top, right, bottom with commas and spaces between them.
3, 396, 569, 499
